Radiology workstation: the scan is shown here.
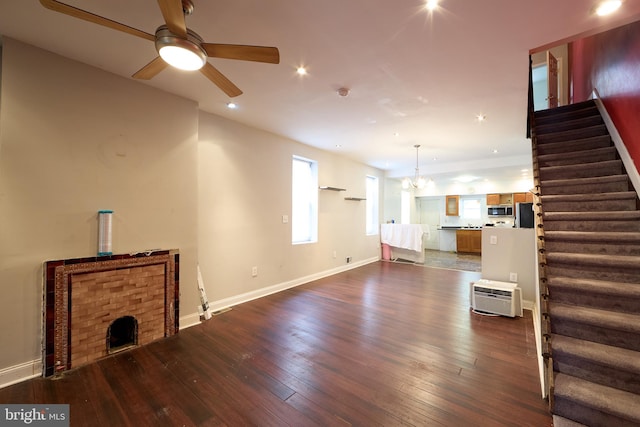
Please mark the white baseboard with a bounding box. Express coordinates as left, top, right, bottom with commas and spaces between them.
205, 257, 379, 314
0, 359, 42, 389
179, 312, 202, 330
523, 300, 534, 311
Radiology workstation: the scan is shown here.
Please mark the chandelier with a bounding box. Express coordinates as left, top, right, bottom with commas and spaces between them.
403, 144, 426, 189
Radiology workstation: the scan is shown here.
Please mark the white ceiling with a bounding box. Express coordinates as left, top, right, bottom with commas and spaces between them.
1, 0, 640, 184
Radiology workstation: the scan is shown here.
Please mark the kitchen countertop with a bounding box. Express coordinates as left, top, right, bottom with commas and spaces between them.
438, 226, 483, 230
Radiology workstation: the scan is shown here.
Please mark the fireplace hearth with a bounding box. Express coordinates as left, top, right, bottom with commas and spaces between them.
43, 250, 179, 377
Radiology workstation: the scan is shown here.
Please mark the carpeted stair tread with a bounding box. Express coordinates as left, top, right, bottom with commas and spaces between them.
534, 103, 598, 124
539, 159, 622, 180
535, 115, 604, 135
535, 135, 612, 156
534, 107, 599, 127
554, 373, 640, 424
546, 252, 640, 269
535, 124, 609, 144
541, 191, 636, 203
549, 302, 640, 334
552, 335, 640, 379
548, 276, 640, 299
537, 146, 617, 167
535, 99, 595, 114
543, 210, 640, 221
544, 230, 640, 255
542, 211, 640, 232
540, 191, 638, 212
539, 174, 630, 195
545, 231, 640, 244
535, 101, 597, 123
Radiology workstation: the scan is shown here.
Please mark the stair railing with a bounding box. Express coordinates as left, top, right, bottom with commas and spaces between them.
527, 54, 554, 407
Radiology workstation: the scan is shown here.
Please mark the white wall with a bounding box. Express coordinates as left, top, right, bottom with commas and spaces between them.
197, 112, 384, 306
0, 38, 385, 384
0, 39, 199, 375
481, 228, 537, 305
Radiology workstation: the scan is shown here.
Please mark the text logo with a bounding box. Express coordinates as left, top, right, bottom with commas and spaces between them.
1, 405, 69, 426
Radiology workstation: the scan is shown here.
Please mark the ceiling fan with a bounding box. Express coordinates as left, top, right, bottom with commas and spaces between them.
39, 0, 280, 97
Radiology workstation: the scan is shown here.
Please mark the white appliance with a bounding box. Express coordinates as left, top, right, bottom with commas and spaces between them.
470, 279, 523, 317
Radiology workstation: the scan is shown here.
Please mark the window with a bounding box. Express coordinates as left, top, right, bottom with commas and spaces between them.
366, 175, 379, 235
461, 197, 482, 220
292, 156, 318, 244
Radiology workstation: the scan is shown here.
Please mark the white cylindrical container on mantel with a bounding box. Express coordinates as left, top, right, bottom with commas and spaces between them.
98, 210, 113, 256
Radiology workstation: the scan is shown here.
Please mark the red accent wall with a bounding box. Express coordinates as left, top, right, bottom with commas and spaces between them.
570, 20, 640, 173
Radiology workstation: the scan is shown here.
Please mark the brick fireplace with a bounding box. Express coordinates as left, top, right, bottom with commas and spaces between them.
43, 250, 179, 377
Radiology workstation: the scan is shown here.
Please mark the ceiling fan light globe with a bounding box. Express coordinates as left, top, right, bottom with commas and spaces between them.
155, 25, 206, 71
159, 45, 205, 70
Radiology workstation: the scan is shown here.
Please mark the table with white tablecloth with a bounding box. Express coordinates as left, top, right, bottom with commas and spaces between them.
380, 224, 430, 263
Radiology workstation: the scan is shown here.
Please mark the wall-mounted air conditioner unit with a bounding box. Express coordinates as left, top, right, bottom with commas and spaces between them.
470, 279, 523, 317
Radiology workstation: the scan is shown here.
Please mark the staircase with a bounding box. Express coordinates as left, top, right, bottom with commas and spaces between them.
531, 100, 640, 426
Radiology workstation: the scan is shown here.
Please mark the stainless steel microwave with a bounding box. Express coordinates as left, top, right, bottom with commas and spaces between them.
487, 205, 513, 216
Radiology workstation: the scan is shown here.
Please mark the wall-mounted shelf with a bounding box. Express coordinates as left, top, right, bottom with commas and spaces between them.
319, 186, 346, 191
344, 197, 366, 201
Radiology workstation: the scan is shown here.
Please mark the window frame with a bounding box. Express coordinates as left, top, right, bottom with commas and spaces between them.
291, 155, 319, 244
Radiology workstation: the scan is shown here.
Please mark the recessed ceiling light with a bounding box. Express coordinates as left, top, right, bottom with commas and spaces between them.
595, 0, 622, 16
425, 0, 439, 11
476, 114, 487, 122
493, 149, 499, 154
226, 102, 237, 109
296, 66, 307, 76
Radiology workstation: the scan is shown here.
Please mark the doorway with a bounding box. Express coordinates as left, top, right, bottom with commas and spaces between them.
532, 46, 566, 110
417, 197, 441, 250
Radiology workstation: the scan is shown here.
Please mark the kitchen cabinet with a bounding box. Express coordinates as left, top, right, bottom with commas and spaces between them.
486, 194, 500, 205
487, 193, 515, 205
513, 192, 533, 203
456, 229, 482, 254
445, 195, 459, 216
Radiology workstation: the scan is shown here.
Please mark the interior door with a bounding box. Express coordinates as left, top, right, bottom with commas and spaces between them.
418, 198, 441, 250
547, 51, 559, 109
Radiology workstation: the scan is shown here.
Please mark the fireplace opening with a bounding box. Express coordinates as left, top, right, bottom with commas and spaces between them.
107, 316, 138, 354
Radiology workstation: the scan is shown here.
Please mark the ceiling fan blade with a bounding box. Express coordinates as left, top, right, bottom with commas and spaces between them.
39, 0, 154, 41
132, 57, 169, 80
202, 44, 280, 64
157, 0, 187, 37
199, 63, 243, 98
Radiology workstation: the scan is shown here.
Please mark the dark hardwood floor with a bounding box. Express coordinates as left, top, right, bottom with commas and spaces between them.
0, 261, 552, 426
